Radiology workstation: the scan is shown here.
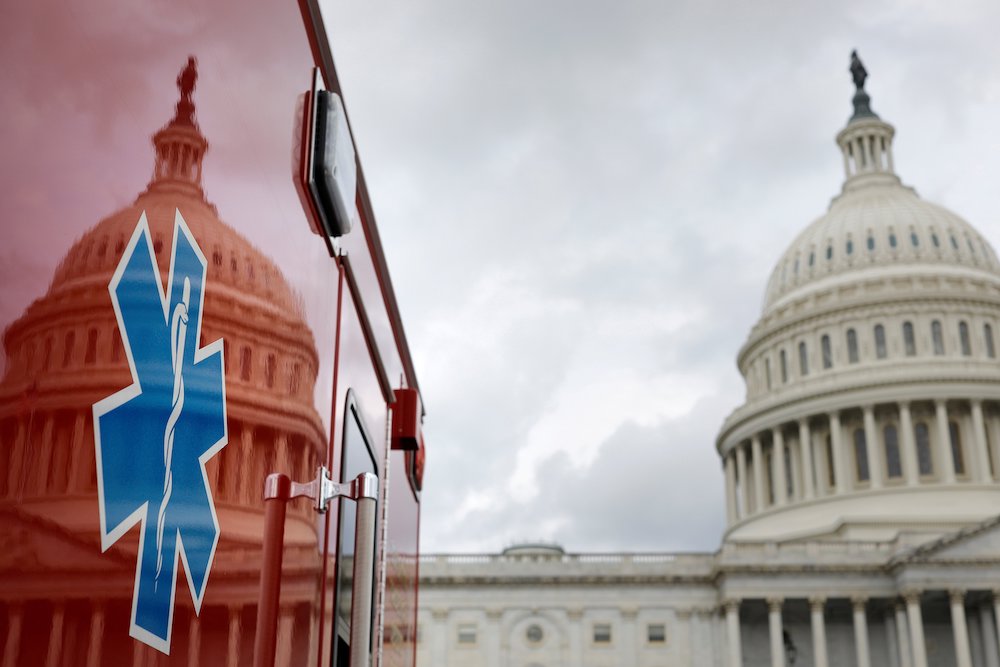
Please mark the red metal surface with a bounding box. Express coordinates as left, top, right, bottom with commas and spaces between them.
391, 389, 422, 452
0, 2, 423, 665
254, 474, 293, 667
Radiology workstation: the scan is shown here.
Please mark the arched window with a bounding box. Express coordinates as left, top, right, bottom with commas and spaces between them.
867, 235, 875, 251
846, 239, 854, 255
931, 232, 940, 248
913, 422, 932, 475
288, 363, 301, 396
826, 245, 833, 260
884, 425, 901, 478
798, 342, 809, 376
212, 246, 223, 267
903, 321, 916, 357
847, 329, 859, 363
910, 232, 919, 247
853, 429, 870, 482
780, 350, 788, 383
85, 328, 99, 365
959, 321, 972, 356
62, 330, 75, 368
874, 324, 887, 359
889, 232, 898, 248
240, 346, 252, 382
986, 324, 996, 359
931, 320, 945, 355
821, 335, 832, 369
265, 353, 277, 389
950, 421, 965, 475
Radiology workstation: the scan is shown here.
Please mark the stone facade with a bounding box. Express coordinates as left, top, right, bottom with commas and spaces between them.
416, 63, 1000, 667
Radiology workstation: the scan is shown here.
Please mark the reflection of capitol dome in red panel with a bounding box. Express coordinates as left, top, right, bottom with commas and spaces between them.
0, 73, 326, 513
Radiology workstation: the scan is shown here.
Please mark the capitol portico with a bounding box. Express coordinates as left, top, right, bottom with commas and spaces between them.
417, 55, 1000, 667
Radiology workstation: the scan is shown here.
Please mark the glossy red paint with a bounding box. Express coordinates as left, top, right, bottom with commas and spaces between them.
0, 3, 424, 666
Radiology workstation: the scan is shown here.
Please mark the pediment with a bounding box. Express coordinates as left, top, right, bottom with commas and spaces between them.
902, 515, 1000, 564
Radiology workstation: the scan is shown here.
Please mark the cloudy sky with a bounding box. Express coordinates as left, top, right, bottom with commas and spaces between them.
311, 0, 1000, 554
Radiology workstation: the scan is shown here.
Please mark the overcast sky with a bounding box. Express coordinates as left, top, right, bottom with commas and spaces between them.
318, 0, 1000, 554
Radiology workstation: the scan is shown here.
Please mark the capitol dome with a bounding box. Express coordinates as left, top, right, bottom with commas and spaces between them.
716, 56, 1000, 544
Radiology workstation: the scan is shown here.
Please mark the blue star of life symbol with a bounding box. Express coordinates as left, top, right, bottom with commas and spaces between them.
93, 210, 227, 654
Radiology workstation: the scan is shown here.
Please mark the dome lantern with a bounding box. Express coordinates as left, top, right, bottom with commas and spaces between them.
147, 56, 209, 200
835, 51, 899, 192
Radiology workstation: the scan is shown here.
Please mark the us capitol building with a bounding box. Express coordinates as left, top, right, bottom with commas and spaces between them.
416, 55, 1000, 667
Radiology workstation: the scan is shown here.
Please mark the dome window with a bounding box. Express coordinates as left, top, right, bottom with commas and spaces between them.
888, 233, 897, 249
240, 346, 252, 381
931, 320, 945, 355
903, 322, 916, 357
808, 252, 815, 267
798, 342, 809, 376
85, 328, 99, 365
949, 422, 965, 475
846, 239, 853, 255
526, 624, 544, 643
42, 337, 52, 371
846, 329, 859, 363
826, 245, 833, 261
867, 236, 875, 251
959, 321, 972, 356
230, 255, 238, 274
115, 236, 125, 255
212, 246, 222, 267
112, 329, 122, 362
915, 423, 933, 475
793, 258, 799, 275
931, 233, 940, 248
985, 324, 996, 358
853, 429, 870, 482
265, 353, 277, 388
910, 232, 919, 247
62, 330, 75, 368
97, 238, 107, 259
153, 235, 163, 255
967, 237, 976, 255
884, 425, 902, 478
874, 324, 887, 359
821, 335, 832, 369
951, 235, 959, 250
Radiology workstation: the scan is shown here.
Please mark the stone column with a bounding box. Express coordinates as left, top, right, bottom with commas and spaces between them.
951, 590, 973, 667
69, 410, 89, 491
567, 609, 584, 667
769, 598, 785, 667
980, 602, 1000, 667
45, 602, 65, 667
895, 602, 913, 667
863, 405, 883, 488
810, 596, 829, 667
725, 600, 742, 667
227, 606, 242, 667
989, 414, 1000, 481
3, 603, 23, 666
799, 418, 815, 499
189, 611, 202, 665
752, 436, 766, 511
622, 608, 639, 666
277, 606, 296, 667
885, 608, 900, 667
736, 443, 749, 518
935, 400, 957, 482
86, 602, 105, 667
900, 402, 919, 485
853, 597, 871, 667
430, 609, 448, 665
905, 590, 929, 667
971, 400, 992, 482
725, 453, 738, 523
484, 610, 502, 667
831, 412, 848, 494
772, 429, 787, 506
676, 609, 693, 667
